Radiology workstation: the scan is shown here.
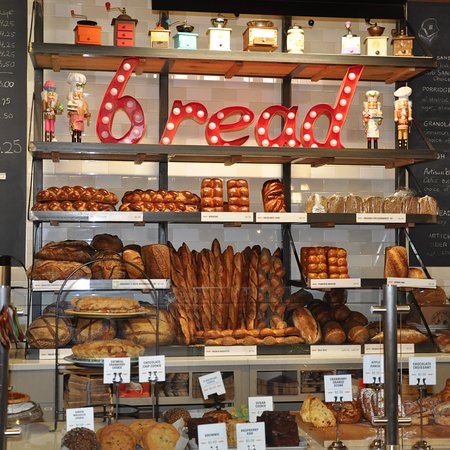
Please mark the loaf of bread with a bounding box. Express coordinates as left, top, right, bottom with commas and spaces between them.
32, 200, 116, 211
27, 259, 92, 282
325, 400, 362, 424
262, 179, 286, 212
122, 249, 145, 279
411, 287, 448, 305
384, 245, 408, 278
346, 324, 369, 344
383, 195, 403, 213
74, 319, 116, 344
292, 307, 321, 344
227, 179, 250, 212
120, 309, 177, 347
91, 234, 123, 252
305, 194, 327, 213
34, 240, 95, 263
344, 194, 363, 213
71, 296, 141, 312
370, 326, 428, 344
322, 320, 346, 344
418, 195, 438, 215
201, 178, 224, 212
363, 196, 383, 213
36, 186, 118, 205
141, 244, 171, 279
327, 194, 345, 213
90, 251, 127, 279
26, 314, 72, 348
72, 338, 144, 358
402, 195, 419, 214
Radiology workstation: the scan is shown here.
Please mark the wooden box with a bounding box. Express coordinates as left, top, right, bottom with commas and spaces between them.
364, 36, 389, 56
74, 24, 102, 45
392, 34, 414, 56
243, 26, 278, 52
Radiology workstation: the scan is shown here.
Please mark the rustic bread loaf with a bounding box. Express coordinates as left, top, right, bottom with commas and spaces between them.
74, 319, 116, 344
322, 320, 346, 344
122, 248, 145, 279
292, 307, 321, 344
34, 240, 95, 263
384, 245, 408, 278
27, 259, 92, 282
71, 296, 141, 312
26, 314, 72, 348
90, 251, 127, 279
142, 244, 171, 279
91, 234, 123, 252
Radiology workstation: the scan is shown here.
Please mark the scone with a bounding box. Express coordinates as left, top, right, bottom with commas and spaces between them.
129, 419, 157, 445
300, 394, 314, 422
310, 397, 336, 428
142, 422, 180, 450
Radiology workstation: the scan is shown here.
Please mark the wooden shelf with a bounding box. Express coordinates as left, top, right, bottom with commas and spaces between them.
29, 43, 437, 82
30, 142, 437, 168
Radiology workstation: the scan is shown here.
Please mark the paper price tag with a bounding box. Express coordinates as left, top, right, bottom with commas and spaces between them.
248, 396, 273, 422
198, 422, 228, 450
87, 211, 143, 222
409, 357, 436, 386
0, 173, 6, 180
309, 278, 361, 289
255, 212, 307, 223
310, 345, 361, 359
198, 371, 226, 400
324, 374, 352, 403
205, 346, 257, 357
363, 355, 384, 384
139, 355, 165, 383
103, 358, 131, 384
356, 213, 406, 223
66, 407, 94, 431
386, 277, 436, 289
201, 212, 253, 222
236, 422, 266, 450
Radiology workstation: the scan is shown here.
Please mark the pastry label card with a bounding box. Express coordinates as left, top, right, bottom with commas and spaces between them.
236, 422, 266, 450
139, 355, 165, 383
363, 355, 384, 384
324, 374, 352, 402
356, 213, 406, 223
103, 358, 131, 384
311, 345, 361, 358
409, 357, 436, 386
248, 396, 273, 422
255, 212, 307, 223
198, 371, 226, 400
198, 422, 228, 450
66, 407, 94, 431
386, 277, 436, 289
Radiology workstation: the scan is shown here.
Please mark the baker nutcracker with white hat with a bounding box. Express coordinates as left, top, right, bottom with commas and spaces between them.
362, 90, 383, 149
394, 85, 413, 150
67, 72, 91, 142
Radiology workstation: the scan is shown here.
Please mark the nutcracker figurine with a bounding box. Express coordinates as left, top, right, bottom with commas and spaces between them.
41, 80, 63, 142
394, 86, 413, 150
362, 90, 383, 149
67, 72, 91, 142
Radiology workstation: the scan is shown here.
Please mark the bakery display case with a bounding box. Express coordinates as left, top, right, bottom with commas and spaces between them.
11, 0, 450, 448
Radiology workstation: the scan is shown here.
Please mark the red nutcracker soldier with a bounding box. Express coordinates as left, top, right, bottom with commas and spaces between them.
394, 86, 413, 150
41, 80, 63, 142
67, 72, 91, 142
362, 90, 383, 149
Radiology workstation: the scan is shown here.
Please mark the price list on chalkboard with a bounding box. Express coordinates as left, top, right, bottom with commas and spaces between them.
408, 2, 450, 267
0, 2, 26, 263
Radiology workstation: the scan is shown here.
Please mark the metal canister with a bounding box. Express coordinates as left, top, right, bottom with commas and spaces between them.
287, 24, 304, 53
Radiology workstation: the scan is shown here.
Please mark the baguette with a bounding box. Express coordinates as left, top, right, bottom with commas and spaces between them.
246, 250, 258, 330
222, 246, 234, 330
230, 252, 243, 330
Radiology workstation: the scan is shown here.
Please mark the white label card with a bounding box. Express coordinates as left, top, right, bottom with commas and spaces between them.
386, 277, 436, 289
255, 212, 307, 223
205, 346, 257, 357
139, 355, 166, 383
0, 173, 6, 180
103, 358, 131, 384
310, 345, 361, 359
248, 396, 273, 423
198, 422, 228, 450
409, 357, 436, 386
324, 374, 353, 403
236, 422, 266, 450
356, 213, 406, 223
201, 212, 253, 222
66, 407, 94, 431
39, 348, 72, 360
198, 371, 226, 400
363, 355, 384, 384
87, 211, 143, 222
309, 278, 361, 289
111, 279, 170, 289
364, 343, 415, 354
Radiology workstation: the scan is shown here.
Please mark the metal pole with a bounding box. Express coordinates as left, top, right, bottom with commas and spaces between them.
384, 284, 399, 447
0, 256, 12, 450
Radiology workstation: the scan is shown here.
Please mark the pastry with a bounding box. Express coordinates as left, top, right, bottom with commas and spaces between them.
129, 419, 157, 445
71, 296, 141, 312
71, 339, 144, 358
309, 397, 337, 428
203, 409, 232, 422
142, 422, 180, 450
226, 418, 247, 448
325, 400, 362, 424
300, 394, 314, 422
434, 401, 450, 425
8, 392, 31, 404
163, 407, 191, 425
74, 318, 116, 343
257, 411, 300, 446
62, 427, 98, 450
97, 423, 135, 450
26, 314, 72, 348
187, 417, 219, 444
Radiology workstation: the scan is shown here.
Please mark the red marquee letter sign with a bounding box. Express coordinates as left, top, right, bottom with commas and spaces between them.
206, 106, 254, 146
96, 58, 146, 144
255, 105, 301, 147
160, 101, 208, 144
301, 65, 364, 148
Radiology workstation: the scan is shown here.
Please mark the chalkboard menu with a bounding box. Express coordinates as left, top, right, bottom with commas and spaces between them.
408, 2, 450, 267
0, 2, 26, 264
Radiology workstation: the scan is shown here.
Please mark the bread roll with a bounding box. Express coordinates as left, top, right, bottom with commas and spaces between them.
347, 324, 369, 344
35, 240, 95, 263
26, 314, 72, 348
27, 259, 92, 283
74, 319, 116, 344
292, 307, 321, 344
142, 244, 171, 279
412, 287, 448, 305
408, 267, 426, 279
91, 234, 123, 252
123, 249, 145, 279
371, 327, 428, 344
322, 321, 346, 344
384, 245, 408, 278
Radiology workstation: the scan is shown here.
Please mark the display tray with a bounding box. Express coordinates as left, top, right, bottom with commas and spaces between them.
64, 355, 140, 367
64, 308, 154, 319
296, 415, 450, 447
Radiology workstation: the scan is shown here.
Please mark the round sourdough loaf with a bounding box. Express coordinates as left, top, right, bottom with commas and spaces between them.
26, 314, 72, 348
74, 318, 116, 343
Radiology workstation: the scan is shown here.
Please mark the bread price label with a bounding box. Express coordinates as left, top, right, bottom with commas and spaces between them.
356, 213, 406, 223
198, 371, 226, 400
363, 355, 384, 384
386, 277, 436, 288
324, 374, 352, 402
201, 212, 253, 222
255, 212, 307, 223
0, 173, 5, 180
236, 422, 266, 450
248, 396, 273, 422
139, 355, 165, 383
409, 357, 436, 386
87, 211, 143, 222
103, 358, 131, 384
309, 278, 361, 289
66, 407, 94, 431
198, 422, 228, 450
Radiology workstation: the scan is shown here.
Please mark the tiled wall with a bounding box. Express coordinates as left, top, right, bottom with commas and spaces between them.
18, 1, 412, 310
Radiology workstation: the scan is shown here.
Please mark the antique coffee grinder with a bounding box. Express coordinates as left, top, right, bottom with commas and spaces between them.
341, 21, 360, 54
148, 22, 171, 48
105, 2, 138, 47
364, 21, 389, 56
207, 14, 232, 51
173, 21, 198, 50
71, 10, 102, 45
392, 29, 415, 56
243, 20, 278, 52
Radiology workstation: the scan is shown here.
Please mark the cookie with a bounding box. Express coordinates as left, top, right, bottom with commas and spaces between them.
143, 422, 180, 450
97, 423, 135, 450
129, 418, 157, 445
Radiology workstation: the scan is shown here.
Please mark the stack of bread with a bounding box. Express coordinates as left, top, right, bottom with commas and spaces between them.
262, 179, 286, 212
200, 178, 224, 212
300, 246, 350, 280
304, 192, 438, 215
227, 179, 250, 212
119, 189, 200, 212
31, 185, 118, 211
